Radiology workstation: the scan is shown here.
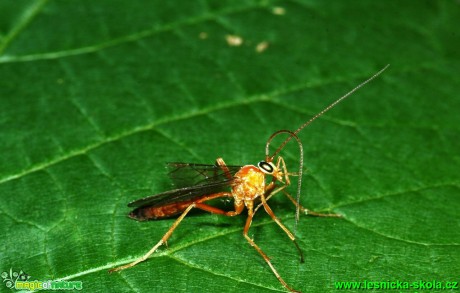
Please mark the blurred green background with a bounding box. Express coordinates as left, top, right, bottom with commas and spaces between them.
0, 1, 459, 292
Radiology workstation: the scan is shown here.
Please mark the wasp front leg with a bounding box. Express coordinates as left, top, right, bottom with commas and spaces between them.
280, 189, 342, 218
272, 156, 341, 218
254, 182, 305, 263
243, 201, 301, 293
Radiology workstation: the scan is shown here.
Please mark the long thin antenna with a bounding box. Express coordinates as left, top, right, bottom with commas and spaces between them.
265, 130, 304, 232
268, 64, 389, 160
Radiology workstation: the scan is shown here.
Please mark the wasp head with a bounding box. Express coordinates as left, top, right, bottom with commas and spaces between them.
257, 160, 284, 182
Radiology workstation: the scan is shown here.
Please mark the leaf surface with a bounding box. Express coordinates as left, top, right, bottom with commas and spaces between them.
1, 1, 459, 292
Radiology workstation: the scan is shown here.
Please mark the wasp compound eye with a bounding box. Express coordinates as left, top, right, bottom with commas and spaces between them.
258, 161, 274, 174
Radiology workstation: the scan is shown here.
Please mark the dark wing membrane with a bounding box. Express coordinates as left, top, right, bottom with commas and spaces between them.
166, 162, 242, 189
128, 178, 234, 208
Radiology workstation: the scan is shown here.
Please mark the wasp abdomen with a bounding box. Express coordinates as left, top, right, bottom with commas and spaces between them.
129, 200, 195, 221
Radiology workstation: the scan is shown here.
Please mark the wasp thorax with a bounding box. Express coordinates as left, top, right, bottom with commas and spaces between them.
257, 161, 275, 174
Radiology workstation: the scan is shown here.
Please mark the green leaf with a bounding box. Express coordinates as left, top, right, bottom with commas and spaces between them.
1, 1, 459, 292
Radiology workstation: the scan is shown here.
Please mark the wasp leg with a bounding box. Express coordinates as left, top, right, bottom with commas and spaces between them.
243, 205, 301, 293
109, 192, 242, 273
280, 189, 342, 218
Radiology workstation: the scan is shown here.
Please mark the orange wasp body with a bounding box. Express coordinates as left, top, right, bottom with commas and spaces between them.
110, 66, 389, 292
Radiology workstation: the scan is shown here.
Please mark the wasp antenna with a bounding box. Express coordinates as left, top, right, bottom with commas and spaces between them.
265, 130, 304, 233
269, 64, 390, 159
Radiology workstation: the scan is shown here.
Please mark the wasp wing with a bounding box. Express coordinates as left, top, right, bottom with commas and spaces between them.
166, 162, 241, 189
128, 163, 242, 209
